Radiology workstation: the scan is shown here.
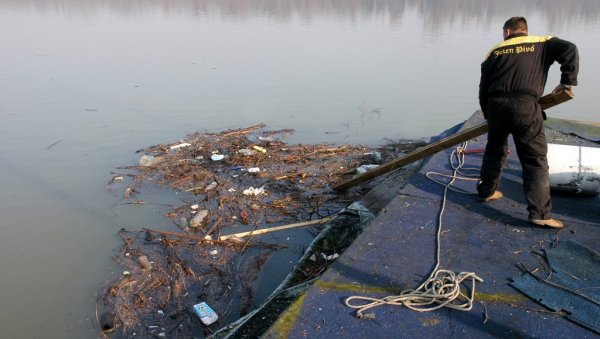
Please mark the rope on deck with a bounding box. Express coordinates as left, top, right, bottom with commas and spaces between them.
345, 142, 483, 316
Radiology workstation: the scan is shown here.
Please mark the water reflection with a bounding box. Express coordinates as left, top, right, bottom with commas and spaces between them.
3, 0, 599, 29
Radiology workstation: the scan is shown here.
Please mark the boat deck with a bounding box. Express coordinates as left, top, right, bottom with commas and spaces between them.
264, 112, 600, 338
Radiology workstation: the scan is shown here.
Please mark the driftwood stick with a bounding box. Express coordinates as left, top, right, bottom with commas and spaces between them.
218, 124, 266, 138
170, 173, 196, 188
143, 228, 221, 244
46, 139, 63, 150
205, 218, 222, 237
219, 217, 332, 241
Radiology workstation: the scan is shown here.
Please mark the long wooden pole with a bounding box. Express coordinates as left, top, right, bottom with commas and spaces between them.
332, 89, 574, 191
332, 123, 489, 191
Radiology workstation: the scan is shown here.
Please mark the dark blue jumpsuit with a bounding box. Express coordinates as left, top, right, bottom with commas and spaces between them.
478, 33, 579, 220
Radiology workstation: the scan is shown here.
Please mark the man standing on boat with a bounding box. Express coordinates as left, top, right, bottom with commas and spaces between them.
477, 17, 579, 228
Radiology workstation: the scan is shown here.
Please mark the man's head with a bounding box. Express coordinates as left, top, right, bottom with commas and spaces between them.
503, 17, 528, 40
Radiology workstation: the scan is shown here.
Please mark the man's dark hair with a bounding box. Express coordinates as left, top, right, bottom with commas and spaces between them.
503, 17, 528, 31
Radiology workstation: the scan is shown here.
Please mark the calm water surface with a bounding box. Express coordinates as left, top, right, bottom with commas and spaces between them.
1, 1, 599, 337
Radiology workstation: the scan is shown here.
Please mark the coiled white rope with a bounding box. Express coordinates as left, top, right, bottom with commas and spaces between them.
345, 142, 483, 317
425, 143, 481, 194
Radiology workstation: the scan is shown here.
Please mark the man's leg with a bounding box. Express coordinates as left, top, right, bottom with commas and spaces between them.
478, 101, 510, 199
511, 101, 551, 220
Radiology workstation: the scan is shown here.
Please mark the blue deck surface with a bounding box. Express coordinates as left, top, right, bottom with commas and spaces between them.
265, 112, 600, 338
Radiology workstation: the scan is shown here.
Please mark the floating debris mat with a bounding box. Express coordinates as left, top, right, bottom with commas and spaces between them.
100, 124, 425, 337
97, 229, 282, 338
108, 124, 415, 236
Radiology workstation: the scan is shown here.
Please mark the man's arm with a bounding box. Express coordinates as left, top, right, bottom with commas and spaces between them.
547, 37, 579, 87
479, 61, 491, 118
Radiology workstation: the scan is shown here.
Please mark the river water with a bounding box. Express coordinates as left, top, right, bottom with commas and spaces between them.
1, 1, 599, 337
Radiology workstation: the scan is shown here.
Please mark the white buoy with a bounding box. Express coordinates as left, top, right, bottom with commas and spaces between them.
547, 143, 600, 195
